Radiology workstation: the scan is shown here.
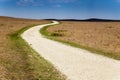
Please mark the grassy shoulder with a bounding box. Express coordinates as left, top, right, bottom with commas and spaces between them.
40, 22, 120, 60
9, 25, 66, 80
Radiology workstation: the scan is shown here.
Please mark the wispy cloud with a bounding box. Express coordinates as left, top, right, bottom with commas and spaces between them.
48, 0, 77, 3
17, 0, 43, 6
17, 0, 33, 6
16, 0, 78, 6
115, 0, 120, 3
52, 4, 62, 8
0, 0, 11, 2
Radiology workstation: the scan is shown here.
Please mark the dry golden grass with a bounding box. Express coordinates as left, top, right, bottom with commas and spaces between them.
0, 16, 65, 80
0, 16, 47, 80
47, 21, 120, 59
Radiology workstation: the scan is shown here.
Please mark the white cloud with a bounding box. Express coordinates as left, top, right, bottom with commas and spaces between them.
116, 0, 120, 2
0, 0, 11, 2
17, 0, 33, 6
48, 0, 77, 3
17, 0, 77, 6
53, 4, 62, 8
17, 0, 43, 6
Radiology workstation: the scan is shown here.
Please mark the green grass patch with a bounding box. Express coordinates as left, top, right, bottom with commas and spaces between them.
50, 32, 64, 37
40, 22, 120, 60
9, 24, 66, 80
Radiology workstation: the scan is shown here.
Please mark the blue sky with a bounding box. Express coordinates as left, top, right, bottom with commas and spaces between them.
0, 0, 120, 19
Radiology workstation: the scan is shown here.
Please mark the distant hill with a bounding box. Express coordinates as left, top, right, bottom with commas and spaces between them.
45, 18, 120, 22
83, 18, 120, 22
1, 16, 120, 22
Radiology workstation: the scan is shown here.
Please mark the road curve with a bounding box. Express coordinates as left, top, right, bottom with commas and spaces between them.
21, 21, 120, 80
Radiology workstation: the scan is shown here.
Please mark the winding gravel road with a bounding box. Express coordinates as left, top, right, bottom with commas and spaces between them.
21, 21, 120, 80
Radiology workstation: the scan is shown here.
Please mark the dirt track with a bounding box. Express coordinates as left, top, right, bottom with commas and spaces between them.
21, 21, 120, 80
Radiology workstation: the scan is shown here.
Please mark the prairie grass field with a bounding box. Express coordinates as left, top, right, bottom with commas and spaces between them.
46, 21, 120, 60
0, 16, 65, 80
